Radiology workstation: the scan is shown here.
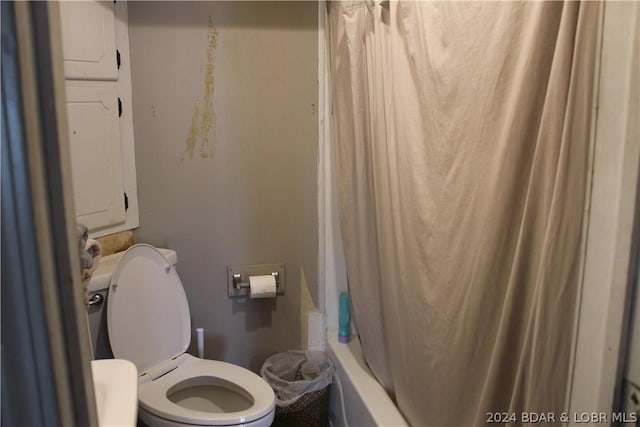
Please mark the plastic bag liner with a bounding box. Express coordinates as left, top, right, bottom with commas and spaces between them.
261, 351, 335, 406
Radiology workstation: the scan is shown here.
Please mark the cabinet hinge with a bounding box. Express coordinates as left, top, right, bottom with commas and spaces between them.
118, 98, 122, 117
116, 49, 121, 70
124, 193, 128, 211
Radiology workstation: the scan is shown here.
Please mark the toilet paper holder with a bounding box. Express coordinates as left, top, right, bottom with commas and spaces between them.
232, 272, 279, 290
227, 263, 285, 297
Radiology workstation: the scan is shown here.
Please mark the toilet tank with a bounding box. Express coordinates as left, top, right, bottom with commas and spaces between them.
87, 247, 177, 359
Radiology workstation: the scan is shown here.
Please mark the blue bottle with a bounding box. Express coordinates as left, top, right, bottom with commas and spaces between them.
339, 292, 351, 343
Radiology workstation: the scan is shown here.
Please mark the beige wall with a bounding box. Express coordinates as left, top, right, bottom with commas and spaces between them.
127, 1, 318, 371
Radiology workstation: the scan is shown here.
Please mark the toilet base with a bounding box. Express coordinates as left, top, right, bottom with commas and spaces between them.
138, 405, 275, 427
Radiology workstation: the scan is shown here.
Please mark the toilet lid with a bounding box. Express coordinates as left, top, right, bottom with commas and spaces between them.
107, 244, 191, 374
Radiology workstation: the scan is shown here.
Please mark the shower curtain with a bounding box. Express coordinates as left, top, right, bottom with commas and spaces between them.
328, 2, 600, 425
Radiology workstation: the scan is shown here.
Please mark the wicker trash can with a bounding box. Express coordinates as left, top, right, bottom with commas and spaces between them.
261, 351, 334, 427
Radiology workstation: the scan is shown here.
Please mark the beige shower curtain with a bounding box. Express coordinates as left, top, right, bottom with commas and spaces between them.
328, 1, 600, 425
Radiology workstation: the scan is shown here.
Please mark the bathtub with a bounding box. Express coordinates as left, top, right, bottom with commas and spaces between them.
327, 334, 409, 427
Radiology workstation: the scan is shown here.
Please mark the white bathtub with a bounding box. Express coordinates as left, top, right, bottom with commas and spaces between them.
327, 335, 409, 427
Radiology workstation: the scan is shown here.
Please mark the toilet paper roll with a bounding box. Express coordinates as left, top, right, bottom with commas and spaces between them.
249, 275, 277, 298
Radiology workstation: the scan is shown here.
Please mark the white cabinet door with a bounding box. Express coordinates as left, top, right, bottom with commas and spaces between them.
59, 1, 117, 80
66, 84, 125, 229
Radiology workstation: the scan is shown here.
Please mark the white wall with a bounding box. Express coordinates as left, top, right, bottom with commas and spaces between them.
318, 2, 348, 335
320, 105, 348, 335
621, 0, 640, 391
569, 1, 640, 419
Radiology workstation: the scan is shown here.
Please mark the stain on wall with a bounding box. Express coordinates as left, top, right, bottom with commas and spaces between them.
184, 16, 218, 160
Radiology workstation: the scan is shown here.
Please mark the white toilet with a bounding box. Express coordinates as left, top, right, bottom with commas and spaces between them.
104, 243, 275, 427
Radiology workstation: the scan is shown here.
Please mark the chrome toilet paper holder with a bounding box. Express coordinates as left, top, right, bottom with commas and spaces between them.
227, 263, 285, 297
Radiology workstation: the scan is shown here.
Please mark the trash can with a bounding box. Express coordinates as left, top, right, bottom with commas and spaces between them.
261, 351, 335, 427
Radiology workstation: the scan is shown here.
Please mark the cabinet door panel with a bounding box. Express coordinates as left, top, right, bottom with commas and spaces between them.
59, 1, 117, 80
66, 84, 125, 229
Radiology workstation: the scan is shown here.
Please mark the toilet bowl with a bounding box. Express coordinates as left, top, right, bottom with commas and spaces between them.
106, 244, 275, 427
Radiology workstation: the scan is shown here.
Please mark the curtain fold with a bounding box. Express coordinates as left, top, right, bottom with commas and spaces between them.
328, 2, 600, 425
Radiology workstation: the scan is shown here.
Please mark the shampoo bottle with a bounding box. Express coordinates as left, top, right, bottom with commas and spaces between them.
339, 292, 351, 343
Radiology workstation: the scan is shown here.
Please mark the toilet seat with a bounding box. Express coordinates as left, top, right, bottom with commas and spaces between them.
139, 354, 275, 426
107, 245, 275, 426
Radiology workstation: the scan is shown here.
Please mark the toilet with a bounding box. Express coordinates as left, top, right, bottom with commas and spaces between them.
99, 243, 275, 427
